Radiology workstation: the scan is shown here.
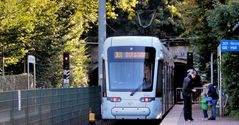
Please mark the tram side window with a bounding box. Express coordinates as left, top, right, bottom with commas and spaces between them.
156, 61, 163, 97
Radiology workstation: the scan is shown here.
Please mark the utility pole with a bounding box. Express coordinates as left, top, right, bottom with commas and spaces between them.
211, 53, 213, 85
217, 45, 222, 116
1, 45, 4, 76
98, 0, 106, 86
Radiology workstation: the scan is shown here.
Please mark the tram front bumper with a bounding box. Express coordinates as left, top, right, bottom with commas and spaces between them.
111, 107, 150, 116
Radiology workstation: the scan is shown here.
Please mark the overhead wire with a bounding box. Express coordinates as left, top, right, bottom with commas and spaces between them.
136, 0, 160, 28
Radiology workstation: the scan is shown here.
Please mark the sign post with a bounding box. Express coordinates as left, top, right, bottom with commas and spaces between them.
27, 55, 36, 89
218, 40, 239, 116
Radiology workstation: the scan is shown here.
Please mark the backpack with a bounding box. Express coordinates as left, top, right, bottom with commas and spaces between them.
208, 85, 219, 99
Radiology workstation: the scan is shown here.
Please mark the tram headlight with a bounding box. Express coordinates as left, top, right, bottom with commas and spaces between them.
140, 97, 155, 102
107, 97, 121, 102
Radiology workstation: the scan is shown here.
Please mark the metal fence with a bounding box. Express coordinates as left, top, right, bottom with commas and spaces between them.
0, 86, 101, 125
176, 87, 203, 104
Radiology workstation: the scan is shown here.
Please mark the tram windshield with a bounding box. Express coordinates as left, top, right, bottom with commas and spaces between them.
107, 46, 155, 92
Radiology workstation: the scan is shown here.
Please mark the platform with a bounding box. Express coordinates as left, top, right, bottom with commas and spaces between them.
160, 104, 239, 125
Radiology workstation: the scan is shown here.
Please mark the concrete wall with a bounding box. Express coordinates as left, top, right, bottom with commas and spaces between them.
0, 74, 33, 91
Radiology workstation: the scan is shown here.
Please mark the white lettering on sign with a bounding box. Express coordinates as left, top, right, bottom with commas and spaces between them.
222, 42, 228, 45
222, 46, 227, 50
230, 42, 239, 46
230, 46, 237, 50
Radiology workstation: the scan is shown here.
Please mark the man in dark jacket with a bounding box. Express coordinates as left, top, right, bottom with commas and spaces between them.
207, 83, 219, 120
182, 69, 197, 122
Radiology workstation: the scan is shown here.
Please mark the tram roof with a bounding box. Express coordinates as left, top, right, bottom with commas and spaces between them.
105, 36, 164, 46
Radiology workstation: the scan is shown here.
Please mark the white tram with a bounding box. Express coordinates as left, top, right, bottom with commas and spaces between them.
101, 36, 174, 120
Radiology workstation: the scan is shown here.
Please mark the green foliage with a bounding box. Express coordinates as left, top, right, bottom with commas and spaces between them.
222, 53, 239, 113
104, 0, 137, 21
104, 0, 138, 36
207, 1, 239, 39
0, 0, 96, 87
230, 110, 239, 120
106, 0, 185, 37
0, 0, 137, 87
206, 0, 239, 115
179, 0, 239, 116
178, 0, 216, 73
33, 0, 101, 87
65, 40, 90, 87
0, 0, 35, 65
146, 0, 185, 36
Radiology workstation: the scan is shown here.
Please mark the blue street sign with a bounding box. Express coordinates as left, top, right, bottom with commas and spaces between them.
220, 40, 239, 52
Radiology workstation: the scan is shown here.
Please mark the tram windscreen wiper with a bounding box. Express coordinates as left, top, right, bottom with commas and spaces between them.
130, 83, 143, 96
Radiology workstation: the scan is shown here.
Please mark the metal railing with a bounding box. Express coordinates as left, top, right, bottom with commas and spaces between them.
176, 87, 203, 104
0, 86, 101, 125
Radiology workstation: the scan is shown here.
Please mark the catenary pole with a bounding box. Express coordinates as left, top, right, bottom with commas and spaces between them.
217, 45, 222, 116
211, 53, 213, 85
98, 0, 106, 86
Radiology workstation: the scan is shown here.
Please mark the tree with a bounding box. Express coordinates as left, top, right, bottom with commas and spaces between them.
0, 0, 98, 87
105, 0, 185, 37
149, 0, 185, 37
0, 0, 138, 87
178, 0, 217, 76
28, 0, 100, 87
207, 0, 239, 118
0, 0, 35, 67
180, 0, 239, 117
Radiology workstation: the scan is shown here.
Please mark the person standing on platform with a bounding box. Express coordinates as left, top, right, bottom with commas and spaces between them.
207, 83, 219, 120
200, 92, 209, 120
182, 69, 197, 122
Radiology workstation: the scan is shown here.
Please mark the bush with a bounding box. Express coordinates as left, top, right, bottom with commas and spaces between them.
222, 53, 239, 116
230, 110, 239, 120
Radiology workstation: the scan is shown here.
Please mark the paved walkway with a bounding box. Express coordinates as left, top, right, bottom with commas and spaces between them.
161, 104, 239, 125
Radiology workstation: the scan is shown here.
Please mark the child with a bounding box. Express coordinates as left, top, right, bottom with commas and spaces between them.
206, 96, 212, 106
200, 92, 208, 120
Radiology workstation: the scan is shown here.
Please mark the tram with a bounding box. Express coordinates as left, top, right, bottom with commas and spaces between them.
101, 36, 174, 120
